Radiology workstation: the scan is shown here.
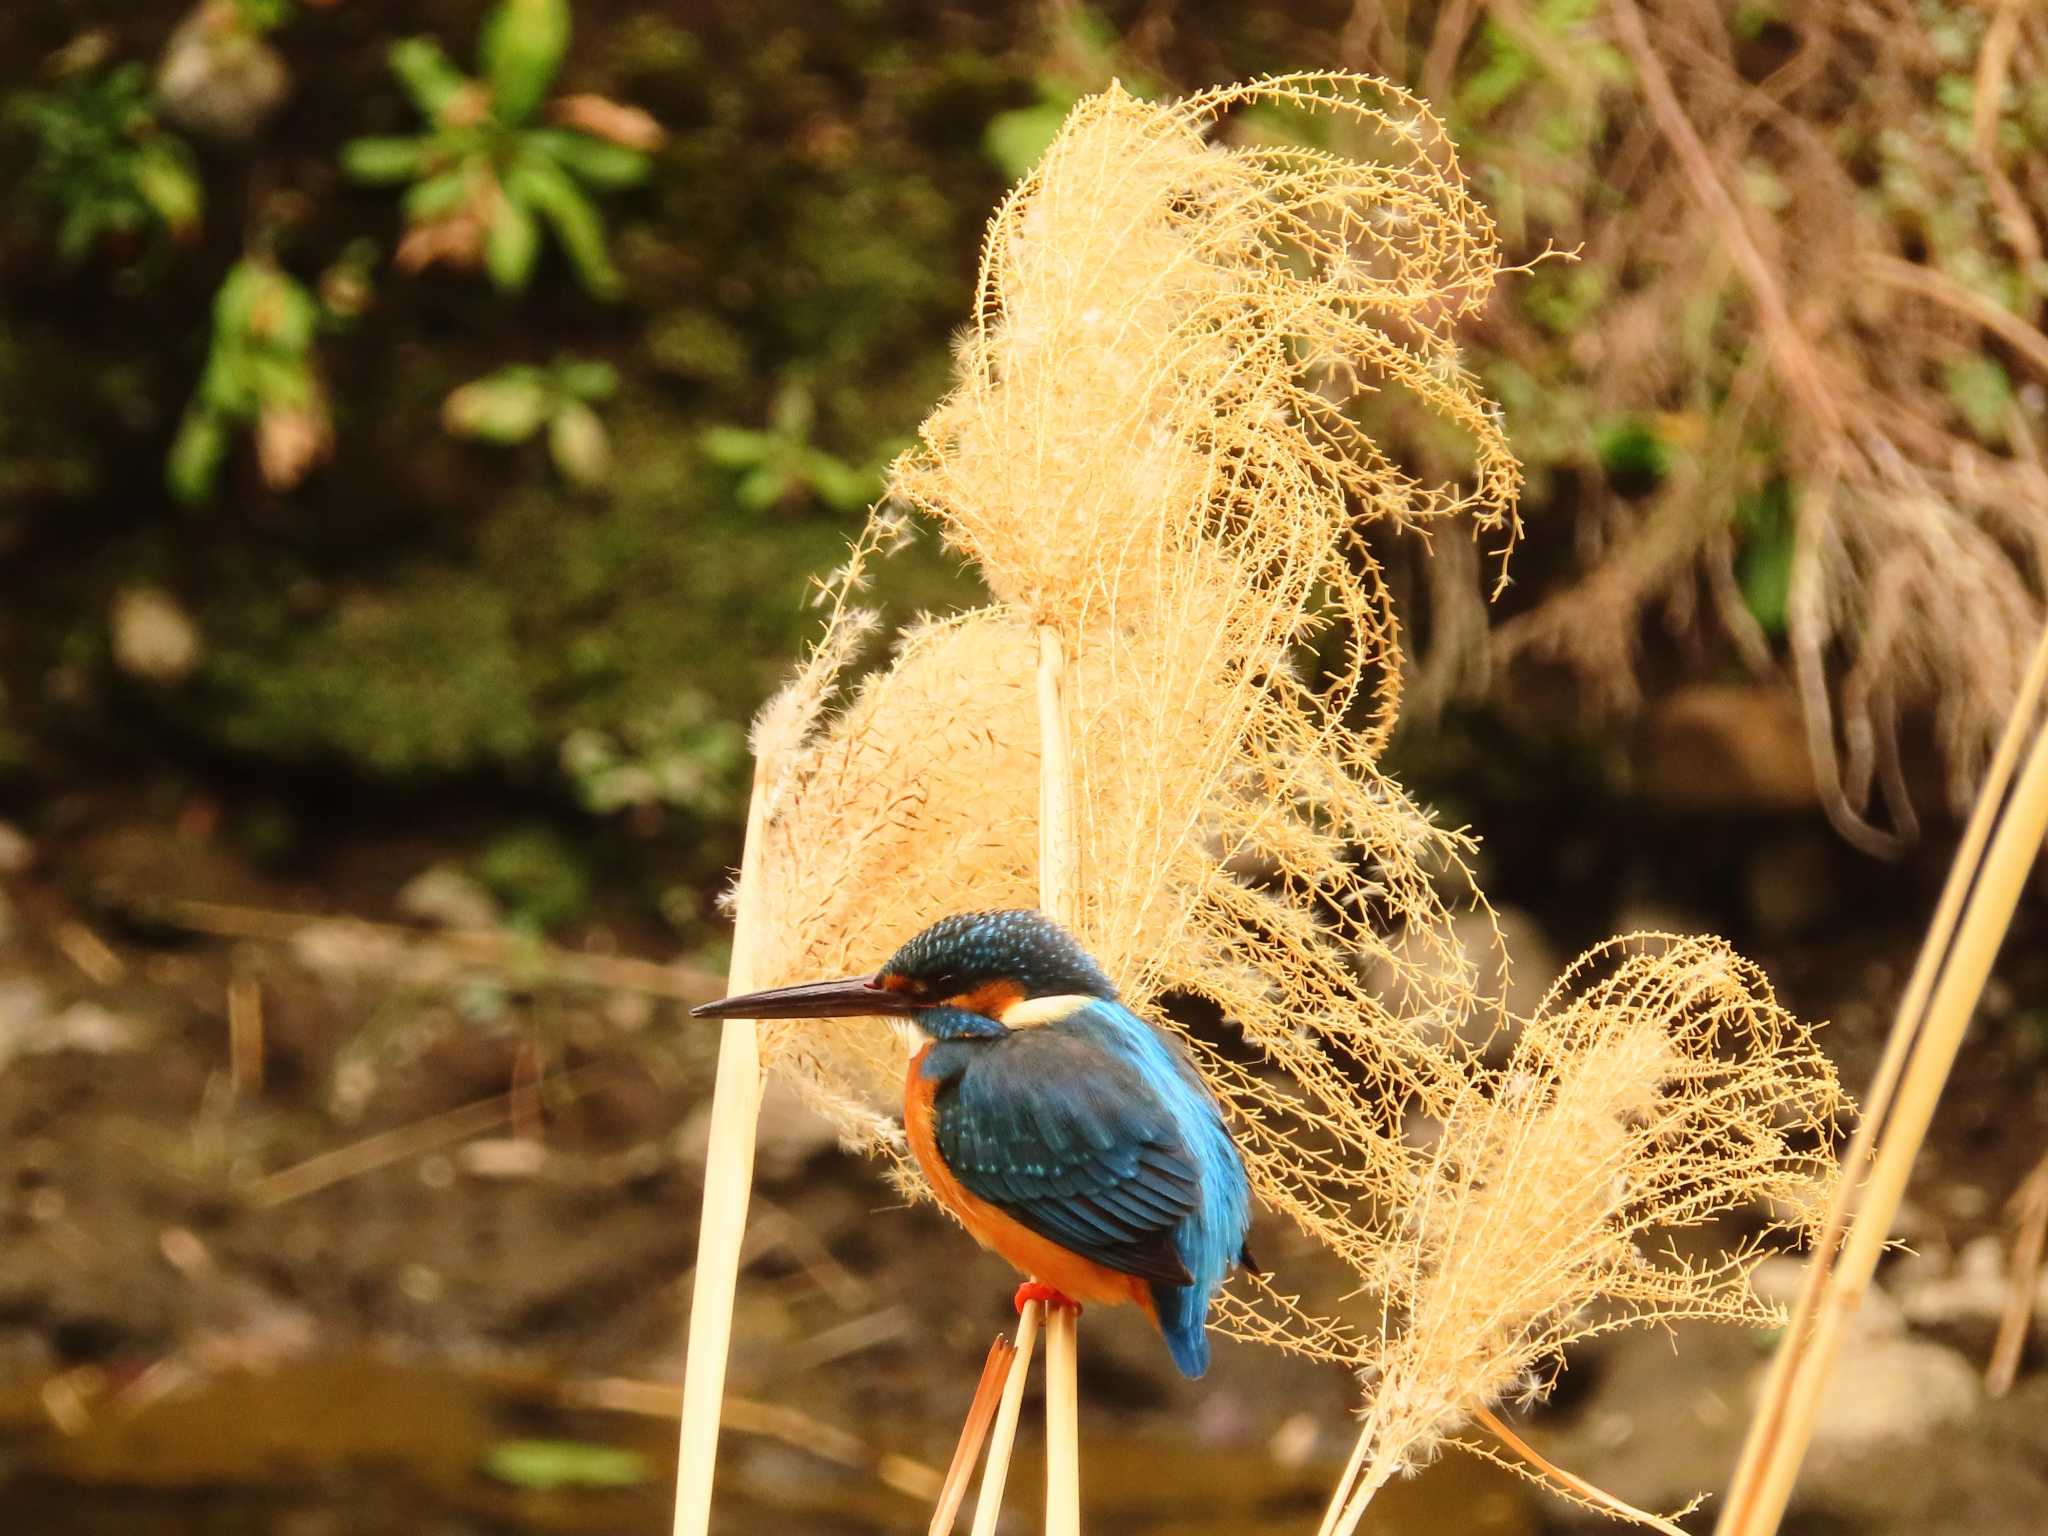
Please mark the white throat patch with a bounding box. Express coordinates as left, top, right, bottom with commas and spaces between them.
999, 993, 1095, 1029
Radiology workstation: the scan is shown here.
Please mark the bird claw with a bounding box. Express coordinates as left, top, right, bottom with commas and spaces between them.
1014, 1281, 1080, 1315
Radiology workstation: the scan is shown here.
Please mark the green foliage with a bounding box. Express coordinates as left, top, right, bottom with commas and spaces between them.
560, 689, 745, 817
168, 258, 329, 503
483, 1438, 648, 1491
701, 382, 892, 513
11, 63, 203, 263
1456, 0, 1628, 125
1594, 416, 1670, 496
1942, 354, 2012, 444
475, 825, 591, 932
1735, 479, 1796, 638
984, 7, 1146, 179
342, 0, 652, 298
444, 356, 619, 486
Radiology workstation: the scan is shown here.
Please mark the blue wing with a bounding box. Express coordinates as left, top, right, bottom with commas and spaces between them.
929, 1029, 1200, 1287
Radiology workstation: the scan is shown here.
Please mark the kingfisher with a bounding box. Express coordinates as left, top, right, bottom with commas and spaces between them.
691, 909, 1255, 1377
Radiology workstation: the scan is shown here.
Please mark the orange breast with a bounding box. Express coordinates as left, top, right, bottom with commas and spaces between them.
904, 1045, 1156, 1317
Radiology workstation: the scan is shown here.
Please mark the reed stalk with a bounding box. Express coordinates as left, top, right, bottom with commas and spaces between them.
1715, 619, 2048, 1536
670, 755, 781, 1536
1034, 621, 1084, 1536
931, 1336, 1019, 1535
970, 1300, 1043, 1536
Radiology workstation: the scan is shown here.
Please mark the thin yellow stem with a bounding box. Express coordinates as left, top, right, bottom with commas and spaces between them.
1315, 1415, 1373, 1536
970, 1301, 1042, 1536
1475, 1408, 1689, 1536
670, 757, 780, 1536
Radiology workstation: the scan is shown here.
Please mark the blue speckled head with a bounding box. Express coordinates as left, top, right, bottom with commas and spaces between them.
881, 910, 1116, 1005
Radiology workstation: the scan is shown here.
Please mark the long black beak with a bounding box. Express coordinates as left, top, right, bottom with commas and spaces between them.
689, 973, 915, 1020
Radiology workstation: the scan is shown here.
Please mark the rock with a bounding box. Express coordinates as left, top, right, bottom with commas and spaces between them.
396, 866, 502, 931
0, 988, 145, 1072
1805, 1336, 1979, 1454
1753, 1254, 1905, 1336
156, 3, 292, 141
1896, 1234, 2011, 1345
1642, 683, 1816, 810
459, 1138, 550, 1180
0, 819, 31, 874
109, 587, 202, 685
1746, 834, 1834, 938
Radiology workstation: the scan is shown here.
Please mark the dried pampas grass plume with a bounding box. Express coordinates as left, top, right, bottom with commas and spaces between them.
1324, 936, 1847, 1535
743, 74, 1521, 1347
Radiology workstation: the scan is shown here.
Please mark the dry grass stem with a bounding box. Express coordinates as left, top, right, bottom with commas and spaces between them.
672, 756, 782, 1536
1987, 1151, 2048, 1398
227, 972, 264, 1098
247, 1065, 611, 1206
153, 896, 726, 1004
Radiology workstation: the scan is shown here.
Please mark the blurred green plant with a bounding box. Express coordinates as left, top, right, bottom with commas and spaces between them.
1734, 479, 1796, 639
442, 356, 619, 486
483, 1439, 648, 1491
475, 825, 592, 932
560, 689, 745, 817
11, 62, 203, 262
1593, 415, 1670, 497
167, 257, 331, 503
984, 7, 1149, 179
700, 382, 891, 513
341, 0, 661, 299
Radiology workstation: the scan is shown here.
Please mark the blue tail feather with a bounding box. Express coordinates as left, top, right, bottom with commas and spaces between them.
1151, 1281, 1213, 1377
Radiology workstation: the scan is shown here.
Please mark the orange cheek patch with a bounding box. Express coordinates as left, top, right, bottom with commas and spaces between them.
947, 979, 1025, 1020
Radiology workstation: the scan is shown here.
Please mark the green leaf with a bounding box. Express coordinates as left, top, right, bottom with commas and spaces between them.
1735, 479, 1796, 639
483, 1438, 646, 1491
342, 135, 433, 183
1594, 416, 1670, 496
506, 157, 620, 298
389, 38, 473, 123
527, 128, 649, 188
167, 408, 232, 503
403, 165, 474, 221
480, 0, 571, 125
1943, 355, 2012, 443
983, 99, 1073, 181
213, 261, 268, 340
699, 425, 772, 469
132, 142, 203, 236
445, 372, 553, 443
485, 194, 541, 292
548, 401, 611, 486
246, 354, 313, 409
554, 358, 618, 400
804, 451, 879, 512
734, 463, 789, 511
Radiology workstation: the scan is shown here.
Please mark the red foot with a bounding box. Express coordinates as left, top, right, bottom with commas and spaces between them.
1015, 1281, 1081, 1315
